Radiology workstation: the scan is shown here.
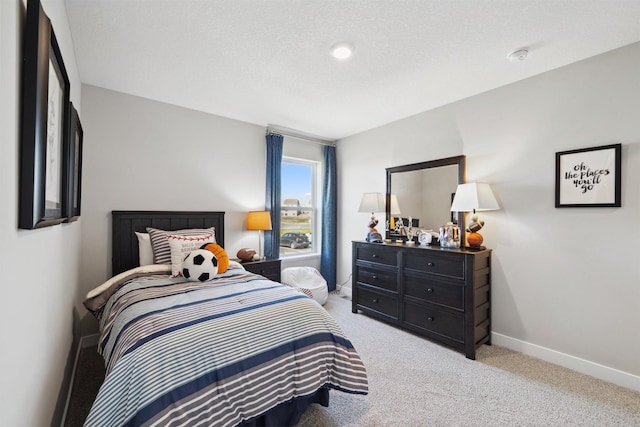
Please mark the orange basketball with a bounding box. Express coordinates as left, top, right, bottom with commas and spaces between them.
466, 232, 484, 247
200, 243, 229, 273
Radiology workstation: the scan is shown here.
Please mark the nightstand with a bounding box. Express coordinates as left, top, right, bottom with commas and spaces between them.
238, 258, 281, 282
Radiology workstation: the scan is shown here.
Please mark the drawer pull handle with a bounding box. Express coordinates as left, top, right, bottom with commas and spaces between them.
372, 254, 378, 258
372, 275, 378, 280
427, 316, 434, 322
372, 298, 379, 303
427, 288, 434, 293
427, 262, 434, 267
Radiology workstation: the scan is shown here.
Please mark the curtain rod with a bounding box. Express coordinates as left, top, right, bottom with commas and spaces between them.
266, 127, 337, 147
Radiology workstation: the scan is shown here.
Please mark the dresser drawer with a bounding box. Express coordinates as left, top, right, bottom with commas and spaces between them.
404, 252, 464, 279
356, 266, 397, 292
355, 244, 398, 267
241, 259, 281, 282
404, 273, 463, 310
356, 286, 398, 319
403, 300, 464, 342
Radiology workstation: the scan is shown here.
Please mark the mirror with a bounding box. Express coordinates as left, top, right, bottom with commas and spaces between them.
386, 155, 465, 242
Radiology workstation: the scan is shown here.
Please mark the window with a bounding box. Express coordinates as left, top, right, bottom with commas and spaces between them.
280, 157, 319, 256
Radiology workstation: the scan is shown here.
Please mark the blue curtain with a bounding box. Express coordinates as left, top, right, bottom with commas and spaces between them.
321, 145, 337, 291
264, 133, 283, 259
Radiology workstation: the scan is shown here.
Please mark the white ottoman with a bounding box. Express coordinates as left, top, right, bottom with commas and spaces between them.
281, 267, 329, 305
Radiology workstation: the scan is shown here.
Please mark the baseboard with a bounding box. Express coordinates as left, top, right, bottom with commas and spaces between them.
492, 332, 640, 393
338, 284, 352, 299
59, 334, 100, 426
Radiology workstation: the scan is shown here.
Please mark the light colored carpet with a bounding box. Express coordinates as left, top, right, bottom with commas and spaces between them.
299, 294, 640, 426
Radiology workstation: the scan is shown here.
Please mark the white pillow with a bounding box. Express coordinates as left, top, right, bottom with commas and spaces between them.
86, 264, 171, 299
167, 232, 216, 276
147, 227, 216, 264
135, 232, 154, 266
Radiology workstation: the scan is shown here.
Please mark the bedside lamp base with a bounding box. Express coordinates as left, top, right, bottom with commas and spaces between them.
466, 232, 486, 250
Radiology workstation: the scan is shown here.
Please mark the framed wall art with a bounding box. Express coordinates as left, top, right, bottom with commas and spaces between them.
555, 143, 621, 208
63, 104, 83, 222
19, 0, 71, 229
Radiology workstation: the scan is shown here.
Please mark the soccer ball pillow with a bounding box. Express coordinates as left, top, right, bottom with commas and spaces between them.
182, 249, 218, 282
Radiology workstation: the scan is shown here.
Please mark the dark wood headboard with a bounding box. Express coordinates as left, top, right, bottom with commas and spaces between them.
112, 211, 225, 276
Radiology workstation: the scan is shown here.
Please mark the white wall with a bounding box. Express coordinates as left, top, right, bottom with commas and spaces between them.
78, 88, 328, 306
338, 42, 640, 390
337, 106, 466, 292
78, 85, 268, 302
1, 4, 635, 424
0, 0, 82, 425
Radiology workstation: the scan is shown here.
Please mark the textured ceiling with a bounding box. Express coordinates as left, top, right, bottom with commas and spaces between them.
65, 0, 640, 140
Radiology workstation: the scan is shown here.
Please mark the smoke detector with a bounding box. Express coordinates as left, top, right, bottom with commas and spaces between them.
507, 48, 529, 63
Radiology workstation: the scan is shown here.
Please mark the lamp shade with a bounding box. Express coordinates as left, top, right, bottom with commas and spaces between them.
247, 211, 272, 230
358, 192, 385, 213
389, 194, 402, 215
450, 183, 499, 213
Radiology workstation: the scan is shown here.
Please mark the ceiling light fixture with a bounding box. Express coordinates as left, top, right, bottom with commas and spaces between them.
331, 42, 353, 60
507, 48, 529, 63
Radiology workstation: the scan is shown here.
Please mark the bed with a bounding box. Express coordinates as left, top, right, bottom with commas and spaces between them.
83, 211, 368, 427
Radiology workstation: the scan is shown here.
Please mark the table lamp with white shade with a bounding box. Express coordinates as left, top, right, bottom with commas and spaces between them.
358, 192, 385, 240
450, 183, 499, 249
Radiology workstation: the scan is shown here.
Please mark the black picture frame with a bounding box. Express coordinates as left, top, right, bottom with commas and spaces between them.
19, 0, 71, 229
63, 104, 83, 222
555, 143, 621, 208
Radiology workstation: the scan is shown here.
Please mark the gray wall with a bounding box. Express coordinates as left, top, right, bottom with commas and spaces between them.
79, 85, 267, 300
78, 85, 323, 308
81, 41, 637, 389
0, 0, 83, 425
338, 42, 640, 390
2, 5, 638, 425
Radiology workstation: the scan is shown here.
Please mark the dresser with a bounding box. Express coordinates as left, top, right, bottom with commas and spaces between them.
352, 241, 491, 359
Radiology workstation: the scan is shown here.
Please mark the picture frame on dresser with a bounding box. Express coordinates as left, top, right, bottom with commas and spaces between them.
19, 0, 71, 229
555, 143, 621, 208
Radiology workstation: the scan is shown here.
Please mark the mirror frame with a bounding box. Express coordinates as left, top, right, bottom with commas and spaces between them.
385, 155, 466, 242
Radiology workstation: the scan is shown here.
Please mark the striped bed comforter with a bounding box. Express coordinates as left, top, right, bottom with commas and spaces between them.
84, 266, 368, 427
